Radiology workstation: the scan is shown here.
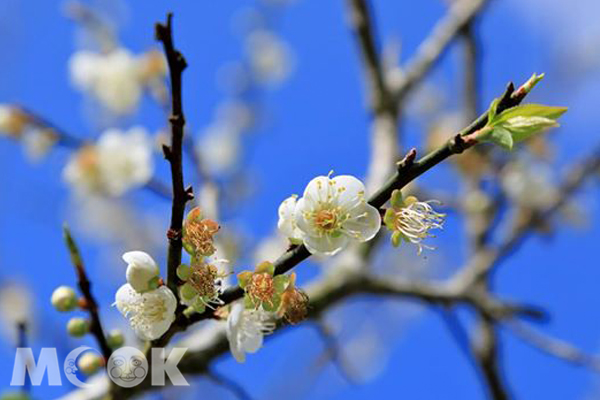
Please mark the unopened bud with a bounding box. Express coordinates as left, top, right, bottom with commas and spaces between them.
67, 317, 90, 337
51, 286, 77, 312
77, 352, 104, 375
106, 329, 125, 349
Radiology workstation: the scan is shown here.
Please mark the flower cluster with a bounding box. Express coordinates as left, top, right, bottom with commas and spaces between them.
383, 190, 445, 255
69, 48, 166, 115
63, 126, 154, 197
175, 207, 227, 315
114, 251, 176, 341
278, 174, 381, 256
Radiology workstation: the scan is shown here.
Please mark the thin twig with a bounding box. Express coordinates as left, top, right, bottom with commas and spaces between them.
155, 13, 193, 296
63, 225, 112, 360
504, 320, 600, 373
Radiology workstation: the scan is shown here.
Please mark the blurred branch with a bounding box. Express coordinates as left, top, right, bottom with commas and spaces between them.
393, 0, 489, 104
155, 13, 193, 296
504, 320, 600, 372
63, 225, 112, 360
311, 320, 359, 385
472, 315, 510, 400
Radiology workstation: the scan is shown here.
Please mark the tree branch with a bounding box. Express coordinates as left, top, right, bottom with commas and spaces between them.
63, 225, 112, 360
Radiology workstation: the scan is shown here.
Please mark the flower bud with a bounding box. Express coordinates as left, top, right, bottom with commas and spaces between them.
106, 329, 125, 349
51, 286, 78, 312
77, 351, 104, 375
123, 251, 160, 293
67, 317, 90, 337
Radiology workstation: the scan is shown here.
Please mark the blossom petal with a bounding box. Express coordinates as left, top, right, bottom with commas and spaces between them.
241, 331, 263, 354
303, 176, 333, 207
342, 202, 382, 242
277, 195, 301, 240
303, 233, 349, 256
294, 197, 319, 237
330, 175, 366, 211
114, 284, 138, 315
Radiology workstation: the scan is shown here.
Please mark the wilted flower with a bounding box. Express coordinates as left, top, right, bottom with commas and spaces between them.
115, 284, 177, 341
238, 262, 289, 312
286, 174, 381, 256
384, 190, 445, 255
226, 302, 275, 363
123, 251, 160, 293
51, 286, 78, 312
277, 273, 309, 324
182, 207, 220, 256
178, 258, 228, 313
63, 126, 153, 196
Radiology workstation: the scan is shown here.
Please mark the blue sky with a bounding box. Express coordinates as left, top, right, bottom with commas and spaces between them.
1, 0, 600, 399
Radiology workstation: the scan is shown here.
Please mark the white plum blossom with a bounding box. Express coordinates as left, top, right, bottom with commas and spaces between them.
70, 49, 142, 115
279, 175, 381, 256
114, 284, 176, 341
69, 48, 166, 115
226, 302, 275, 363
277, 195, 302, 243
63, 126, 153, 196
123, 251, 160, 293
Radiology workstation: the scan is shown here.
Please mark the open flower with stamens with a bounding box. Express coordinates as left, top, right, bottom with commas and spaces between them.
177, 257, 228, 314
114, 284, 176, 341
289, 174, 381, 256
226, 302, 276, 363
384, 190, 445, 255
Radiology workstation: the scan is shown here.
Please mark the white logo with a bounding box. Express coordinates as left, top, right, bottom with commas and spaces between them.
107, 347, 148, 388
64, 346, 103, 388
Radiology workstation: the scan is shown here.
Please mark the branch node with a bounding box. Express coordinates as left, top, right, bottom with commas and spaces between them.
396, 148, 417, 171
167, 228, 182, 241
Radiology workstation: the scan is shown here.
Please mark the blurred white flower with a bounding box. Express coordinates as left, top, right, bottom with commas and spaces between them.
63, 126, 153, 196
196, 123, 241, 175
69, 48, 166, 115
246, 30, 294, 86
114, 284, 176, 341
291, 175, 381, 256
226, 302, 274, 363
501, 162, 558, 209
277, 195, 302, 243
123, 251, 160, 293
21, 127, 57, 161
